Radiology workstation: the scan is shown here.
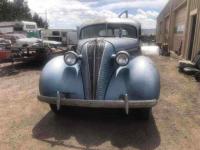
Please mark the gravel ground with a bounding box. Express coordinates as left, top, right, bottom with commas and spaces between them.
0, 56, 200, 150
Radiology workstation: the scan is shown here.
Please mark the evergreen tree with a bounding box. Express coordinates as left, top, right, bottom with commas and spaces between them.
32, 13, 48, 28
0, 0, 48, 28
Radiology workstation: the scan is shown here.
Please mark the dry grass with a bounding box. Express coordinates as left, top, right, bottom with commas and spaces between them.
0, 56, 199, 150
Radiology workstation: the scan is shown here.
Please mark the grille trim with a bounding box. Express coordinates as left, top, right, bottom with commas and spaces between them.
87, 41, 96, 99
84, 40, 105, 99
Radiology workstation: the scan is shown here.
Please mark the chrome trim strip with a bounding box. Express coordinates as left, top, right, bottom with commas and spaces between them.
56, 91, 61, 110
93, 39, 97, 99
38, 95, 157, 109
124, 94, 129, 114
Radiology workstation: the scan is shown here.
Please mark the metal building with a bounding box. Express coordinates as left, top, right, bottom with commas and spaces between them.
41, 29, 78, 45
156, 0, 200, 60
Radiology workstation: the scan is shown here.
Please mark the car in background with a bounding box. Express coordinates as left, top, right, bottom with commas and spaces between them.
0, 21, 40, 38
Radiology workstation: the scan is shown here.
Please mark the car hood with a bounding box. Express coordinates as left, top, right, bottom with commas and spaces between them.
76, 37, 140, 99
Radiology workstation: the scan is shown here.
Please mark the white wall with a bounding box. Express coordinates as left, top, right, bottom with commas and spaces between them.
0, 27, 13, 34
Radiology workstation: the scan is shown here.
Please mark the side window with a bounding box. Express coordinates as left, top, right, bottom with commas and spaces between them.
80, 24, 106, 39
120, 25, 137, 38
121, 29, 128, 37
26, 25, 36, 29
113, 29, 127, 37
175, 25, 184, 33
114, 29, 120, 37
52, 31, 60, 36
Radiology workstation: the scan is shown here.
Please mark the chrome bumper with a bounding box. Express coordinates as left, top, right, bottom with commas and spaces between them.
38, 93, 158, 114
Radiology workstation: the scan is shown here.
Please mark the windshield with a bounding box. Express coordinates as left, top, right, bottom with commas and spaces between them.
80, 24, 137, 39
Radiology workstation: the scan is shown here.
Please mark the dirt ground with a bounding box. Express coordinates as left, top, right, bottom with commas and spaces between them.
0, 56, 200, 150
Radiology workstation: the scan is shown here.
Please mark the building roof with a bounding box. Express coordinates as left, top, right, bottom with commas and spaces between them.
42, 29, 76, 32
0, 21, 37, 27
21, 21, 37, 25
0, 22, 17, 27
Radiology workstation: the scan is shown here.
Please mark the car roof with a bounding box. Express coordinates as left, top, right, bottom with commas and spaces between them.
79, 18, 141, 30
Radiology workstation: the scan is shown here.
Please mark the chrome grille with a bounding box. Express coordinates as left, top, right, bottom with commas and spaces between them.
86, 40, 105, 99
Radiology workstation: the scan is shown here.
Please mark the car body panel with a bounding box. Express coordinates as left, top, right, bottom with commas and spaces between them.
105, 56, 160, 100
39, 56, 84, 98
38, 18, 160, 110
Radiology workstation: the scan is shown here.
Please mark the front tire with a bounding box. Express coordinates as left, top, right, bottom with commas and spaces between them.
135, 108, 152, 120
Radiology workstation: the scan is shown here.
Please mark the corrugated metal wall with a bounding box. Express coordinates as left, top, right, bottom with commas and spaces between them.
190, 0, 198, 10
184, 0, 200, 59
165, 16, 170, 42
191, 0, 200, 56
173, 5, 187, 54
156, 1, 171, 44
173, 0, 186, 8
156, 0, 200, 60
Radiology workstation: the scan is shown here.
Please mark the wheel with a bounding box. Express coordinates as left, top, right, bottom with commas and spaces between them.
195, 72, 200, 82
49, 104, 63, 114
135, 108, 152, 120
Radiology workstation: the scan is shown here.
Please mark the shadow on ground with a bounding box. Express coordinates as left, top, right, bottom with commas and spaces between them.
32, 109, 160, 150
0, 61, 44, 77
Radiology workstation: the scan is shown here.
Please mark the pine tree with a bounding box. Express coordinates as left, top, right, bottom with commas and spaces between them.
0, 0, 48, 28
32, 13, 48, 28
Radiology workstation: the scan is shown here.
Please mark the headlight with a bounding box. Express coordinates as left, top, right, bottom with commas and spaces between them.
116, 51, 130, 66
64, 51, 78, 66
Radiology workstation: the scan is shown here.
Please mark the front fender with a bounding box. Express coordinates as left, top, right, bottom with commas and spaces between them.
105, 56, 160, 100
39, 56, 84, 98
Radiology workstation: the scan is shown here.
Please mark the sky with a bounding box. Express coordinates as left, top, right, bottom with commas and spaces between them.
26, 0, 169, 29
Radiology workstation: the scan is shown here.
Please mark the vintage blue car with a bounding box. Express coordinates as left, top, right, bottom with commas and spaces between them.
38, 18, 160, 119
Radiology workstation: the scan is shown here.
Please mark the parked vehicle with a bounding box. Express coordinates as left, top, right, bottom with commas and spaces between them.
1, 33, 26, 44
0, 22, 65, 63
0, 21, 39, 38
0, 38, 12, 62
13, 38, 62, 48
10, 38, 62, 62
41, 29, 78, 46
38, 18, 160, 119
